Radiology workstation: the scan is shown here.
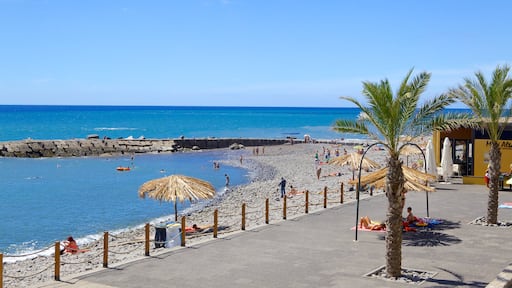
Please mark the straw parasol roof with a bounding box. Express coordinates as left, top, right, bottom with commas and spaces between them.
329, 152, 381, 171
400, 144, 423, 156
349, 166, 436, 192
139, 174, 216, 221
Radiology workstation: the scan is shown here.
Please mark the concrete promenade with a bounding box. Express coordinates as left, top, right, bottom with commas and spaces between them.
44, 184, 512, 288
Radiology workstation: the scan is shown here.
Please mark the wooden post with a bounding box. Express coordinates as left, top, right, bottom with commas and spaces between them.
181, 216, 186, 247
103, 232, 108, 268
54, 242, 60, 281
145, 223, 150, 256
283, 195, 287, 220
340, 182, 344, 203
0, 254, 3, 288
241, 203, 246, 231
305, 190, 309, 214
323, 186, 327, 208
265, 199, 269, 224
214, 209, 218, 238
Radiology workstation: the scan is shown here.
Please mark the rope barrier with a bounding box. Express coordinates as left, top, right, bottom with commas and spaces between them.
217, 212, 240, 218
109, 243, 144, 255
217, 228, 239, 236
187, 231, 215, 239
108, 231, 144, 241
245, 202, 265, 210
3, 262, 54, 280
245, 209, 263, 215
60, 251, 103, 265
288, 206, 303, 214
2, 244, 55, 258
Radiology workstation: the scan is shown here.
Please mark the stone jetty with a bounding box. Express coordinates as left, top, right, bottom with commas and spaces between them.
0, 138, 290, 158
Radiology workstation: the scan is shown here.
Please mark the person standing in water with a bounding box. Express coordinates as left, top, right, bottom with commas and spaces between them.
225, 174, 230, 187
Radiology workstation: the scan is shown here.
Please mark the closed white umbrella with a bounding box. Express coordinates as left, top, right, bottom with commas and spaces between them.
425, 138, 438, 179
440, 137, 453, 183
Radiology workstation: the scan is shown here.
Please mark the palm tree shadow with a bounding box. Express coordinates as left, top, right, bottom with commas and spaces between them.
402, 230, 462, 247
377, 220, 462, 247
424, 267, 487, 287
431, 219, 461, 231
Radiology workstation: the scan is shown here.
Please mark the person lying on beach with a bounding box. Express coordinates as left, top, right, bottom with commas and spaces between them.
185, 224, 213, 234
287, 185, 305, 197
359, 216, 386, 230
325, 171, 342, 177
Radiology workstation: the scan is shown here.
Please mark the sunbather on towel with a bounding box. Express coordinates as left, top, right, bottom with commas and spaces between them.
185, 224, 213, 234
359, 216, 386, 230
287, 185, 306, 197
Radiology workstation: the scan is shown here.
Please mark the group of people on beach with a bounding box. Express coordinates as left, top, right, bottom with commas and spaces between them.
359, 206, 423, 231
252, 147, 264, 156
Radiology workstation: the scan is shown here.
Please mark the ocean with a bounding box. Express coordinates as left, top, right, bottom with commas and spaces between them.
0, 105, 360, 141
0, 105, 468, 257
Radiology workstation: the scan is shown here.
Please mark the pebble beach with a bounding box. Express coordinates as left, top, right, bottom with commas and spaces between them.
3, 141, 400, 288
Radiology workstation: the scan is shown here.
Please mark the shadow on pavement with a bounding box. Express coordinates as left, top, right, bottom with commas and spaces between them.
402, 231, 462, 247
376, 219, 462, 247
424, 267, 487, 288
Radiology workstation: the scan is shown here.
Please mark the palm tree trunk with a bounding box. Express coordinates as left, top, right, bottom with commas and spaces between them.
487, 142, 501, 224
385, 154, 404, 278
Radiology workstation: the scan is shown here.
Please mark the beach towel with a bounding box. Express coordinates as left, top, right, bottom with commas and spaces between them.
499, 202, 512, 209
416, 218, 443, 227
350, 226, 386, 233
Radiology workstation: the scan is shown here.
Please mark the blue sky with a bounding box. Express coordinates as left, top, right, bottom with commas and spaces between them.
0, 1, 510, 107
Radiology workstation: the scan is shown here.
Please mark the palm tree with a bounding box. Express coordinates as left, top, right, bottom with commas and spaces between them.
334, 69, 474, 278
448, 65, 512, 224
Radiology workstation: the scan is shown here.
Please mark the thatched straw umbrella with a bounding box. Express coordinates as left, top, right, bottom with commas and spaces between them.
139, 175, 216, 221
330, 152, 381, 179
349, 166, 436, 192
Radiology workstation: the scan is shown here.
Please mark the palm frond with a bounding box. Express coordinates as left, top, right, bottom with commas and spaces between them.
333, 119, 369, 135
427, 112, 482, 132
449, 65, 512, 142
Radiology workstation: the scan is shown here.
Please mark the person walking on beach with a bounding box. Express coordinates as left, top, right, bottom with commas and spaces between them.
279, 177, 287, 198
225, 174, 230, 187
315, 159, 322, 180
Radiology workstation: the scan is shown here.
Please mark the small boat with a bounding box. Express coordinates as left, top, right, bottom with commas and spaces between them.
116, 166, 131, 171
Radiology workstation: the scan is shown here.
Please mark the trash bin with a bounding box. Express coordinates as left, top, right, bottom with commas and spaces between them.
165, 223, 181, 248
154, 224, 167, 248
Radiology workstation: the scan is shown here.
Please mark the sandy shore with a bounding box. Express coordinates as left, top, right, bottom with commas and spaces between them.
3, 142, 402, 288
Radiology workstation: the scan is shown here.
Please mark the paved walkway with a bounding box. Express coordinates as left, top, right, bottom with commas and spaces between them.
43, 184, 512, 288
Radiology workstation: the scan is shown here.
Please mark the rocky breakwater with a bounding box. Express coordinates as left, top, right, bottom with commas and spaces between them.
0, 138, 290, 158
0, 139, 176, 158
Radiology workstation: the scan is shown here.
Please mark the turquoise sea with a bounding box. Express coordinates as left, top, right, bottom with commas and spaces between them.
0, 105, 468, 256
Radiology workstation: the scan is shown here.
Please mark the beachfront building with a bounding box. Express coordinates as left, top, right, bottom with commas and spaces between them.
433, 123, 512, 185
